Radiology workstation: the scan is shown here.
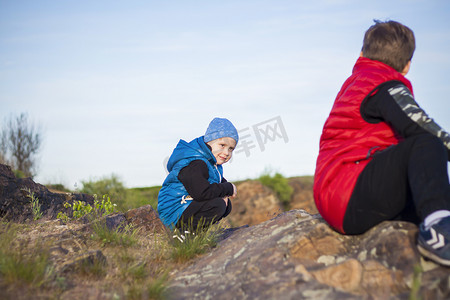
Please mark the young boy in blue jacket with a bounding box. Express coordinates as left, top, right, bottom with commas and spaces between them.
157, 117, 238, 231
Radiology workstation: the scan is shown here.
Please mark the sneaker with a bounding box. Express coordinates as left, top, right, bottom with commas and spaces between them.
417, 216, 450, 267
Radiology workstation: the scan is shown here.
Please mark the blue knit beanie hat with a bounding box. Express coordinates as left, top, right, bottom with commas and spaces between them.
204, 118, 239, 144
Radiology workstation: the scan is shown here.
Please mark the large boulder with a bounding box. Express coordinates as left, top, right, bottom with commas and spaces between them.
0, 164, 93, 221
228, 177, 317, 227
228, 180, 284, 227
124, 204, 168, 234
169, 210, 449, 299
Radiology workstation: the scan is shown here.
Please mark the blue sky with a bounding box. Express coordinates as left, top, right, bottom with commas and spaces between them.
1, 0, 449, 188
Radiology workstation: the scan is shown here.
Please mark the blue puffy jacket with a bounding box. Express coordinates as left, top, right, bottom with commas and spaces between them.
157, 136, 223, 229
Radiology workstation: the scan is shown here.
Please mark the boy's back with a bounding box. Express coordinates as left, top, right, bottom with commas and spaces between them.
314, 55, 412, 232
313, 20, 450, 266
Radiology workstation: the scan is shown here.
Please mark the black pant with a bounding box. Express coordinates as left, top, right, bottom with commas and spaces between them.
176, 198, 232, 231
343, 133, 450, 235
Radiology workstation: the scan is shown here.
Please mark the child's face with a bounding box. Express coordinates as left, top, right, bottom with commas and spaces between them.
207, 137, 236, 165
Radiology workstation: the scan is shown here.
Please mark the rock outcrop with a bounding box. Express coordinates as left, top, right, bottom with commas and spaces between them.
169, 210, 449, 299
228, 177, 316, 227
0, 164, 93, 221
124, 204, 167, 234
228, 180, 284, 227
46, 205, 166, 276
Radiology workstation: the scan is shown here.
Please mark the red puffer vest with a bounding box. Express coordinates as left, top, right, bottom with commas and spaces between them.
313, 57, 413, 234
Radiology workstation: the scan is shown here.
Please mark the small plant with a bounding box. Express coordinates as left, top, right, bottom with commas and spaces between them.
93, 194, 117, 216
170, 219, 223, 263
258, 171, 293, 209
117, 249, 152, 282
409, 263, 423, 300
125, 262, 148, 281
57, 194, 118, 222
146, 271, 169, 299
78, 256, 107, 279
126, 272, 169, 300
72, 200, 93, 219
22, 188, 43, 220
56, 210, 70, 223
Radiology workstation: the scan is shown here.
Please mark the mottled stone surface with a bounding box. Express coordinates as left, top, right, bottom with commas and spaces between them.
124, 204, 167, 234
228, 180, 284, 227
169, 210, 450, 300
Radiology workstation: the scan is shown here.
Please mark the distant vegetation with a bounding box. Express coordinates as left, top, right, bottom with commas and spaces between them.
50, 172, 302, 214
49, 174, 161, 213
126, 186, 160, 212
258, 171, 294, 209
80, 174, 128, 210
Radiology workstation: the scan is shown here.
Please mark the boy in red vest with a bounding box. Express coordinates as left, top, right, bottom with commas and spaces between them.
314, 20, 450, 266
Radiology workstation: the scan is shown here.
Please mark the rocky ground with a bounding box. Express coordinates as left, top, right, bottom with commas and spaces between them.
171, 210, 449, 299
1, 164, 449, 299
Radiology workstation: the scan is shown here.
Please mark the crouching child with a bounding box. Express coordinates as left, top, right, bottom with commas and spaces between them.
157, 117, 238, 234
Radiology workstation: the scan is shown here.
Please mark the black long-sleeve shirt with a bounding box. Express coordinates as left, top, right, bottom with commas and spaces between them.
178, 160, 234, 201
361, 80, 450, 160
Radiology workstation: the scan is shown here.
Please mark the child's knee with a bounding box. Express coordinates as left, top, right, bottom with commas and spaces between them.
410, 133, 446, 152
417, 133, 442, 143
212, 197, 228, 215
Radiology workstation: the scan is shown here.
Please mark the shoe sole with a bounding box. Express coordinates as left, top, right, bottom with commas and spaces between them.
417, 244, 450, 267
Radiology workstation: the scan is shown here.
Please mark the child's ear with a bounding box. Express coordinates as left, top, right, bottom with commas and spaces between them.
360, 51, 364, 57
401, 61, 411, 76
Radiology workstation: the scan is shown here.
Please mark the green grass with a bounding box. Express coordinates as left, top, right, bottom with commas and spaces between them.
258, 172, 294, 209
90, 221, 140, 247
80, 174, 128, 211
0, 208, 201, 299
0, 223, 53, 287
125, 186, 161, 211
146, 272, 169, 300
77, 255, 107, 279
125, 262, 148, 280
117, 249, 149, 281
126, 271, 169, 300
169, 220, 224, 263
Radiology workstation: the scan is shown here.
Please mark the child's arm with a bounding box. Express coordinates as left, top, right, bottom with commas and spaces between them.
220, 177, 237, 198
361, 81, 450, 160
178, 160, 235, 201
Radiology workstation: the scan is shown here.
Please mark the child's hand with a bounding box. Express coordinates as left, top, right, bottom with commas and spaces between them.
230, 183, 237, 199
223, 197, 229, 205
